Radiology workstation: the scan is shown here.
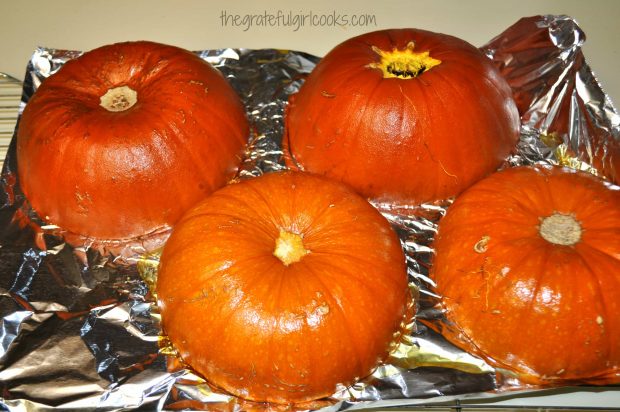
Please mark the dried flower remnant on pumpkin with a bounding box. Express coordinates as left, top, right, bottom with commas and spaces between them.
367, 41, 442, 79
474, 235, 490, 253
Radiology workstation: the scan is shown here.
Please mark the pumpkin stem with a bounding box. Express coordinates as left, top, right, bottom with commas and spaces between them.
100, 85, 138, 112
539, 213, 582, 246
367, 41, 441, 79
274, 230, 309, 266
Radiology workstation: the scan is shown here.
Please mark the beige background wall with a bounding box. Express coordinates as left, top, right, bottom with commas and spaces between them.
1, 0, 619, 105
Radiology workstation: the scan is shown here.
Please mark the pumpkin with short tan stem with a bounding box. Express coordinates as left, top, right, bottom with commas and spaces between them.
17, 41, 249, 243
156, 171, 411, 404
431, 165, 620, 384
284, 28, 520, 205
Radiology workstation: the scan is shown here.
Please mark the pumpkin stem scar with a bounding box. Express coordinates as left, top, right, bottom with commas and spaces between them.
274, 230, 309, 266
100, 85, 138, 112
539, 213, 582, 246
367, 41, 441, 79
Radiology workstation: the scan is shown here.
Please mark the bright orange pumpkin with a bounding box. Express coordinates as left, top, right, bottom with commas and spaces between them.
431, 165, 620, 384
284, 28, 520, 205
17, 41, 248, 242
156, 171, 411, 403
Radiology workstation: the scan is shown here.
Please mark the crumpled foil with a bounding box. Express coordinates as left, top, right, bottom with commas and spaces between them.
482, 15, 619, 182
1, 14, 618, 411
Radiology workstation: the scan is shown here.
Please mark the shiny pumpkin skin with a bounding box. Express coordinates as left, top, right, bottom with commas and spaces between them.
284, 28, 520, 204
431, 165, 620, 384
17, 41, 248, 241
156, 171, 410, 403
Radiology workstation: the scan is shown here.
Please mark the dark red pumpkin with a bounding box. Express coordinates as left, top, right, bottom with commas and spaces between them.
17, 41, 248, 242
156, 171, 411, 403
431, 165, 620, 384
284, 28, 520, 204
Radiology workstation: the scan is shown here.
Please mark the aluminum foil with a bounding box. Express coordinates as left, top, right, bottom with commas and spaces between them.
1, 14, 618, 411
485, 16, 619, 183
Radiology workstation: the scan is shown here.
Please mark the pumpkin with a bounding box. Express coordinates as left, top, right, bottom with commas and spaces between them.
156, 171, 411, 403
283, 28, 520, 205
430, 165, 620, 384
17, 41, 249, 242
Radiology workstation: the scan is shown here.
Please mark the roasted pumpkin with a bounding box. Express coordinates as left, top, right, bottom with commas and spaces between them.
156, 171, 411, 403
431, 165, 620, 384
17, 41, 249, 242
284, 28, 520, 205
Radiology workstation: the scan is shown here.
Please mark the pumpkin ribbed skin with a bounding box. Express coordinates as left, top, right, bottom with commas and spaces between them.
431, 165, 620, 384
284, 28, 519, 204
17, 41, 248, 241
157, 171, 410, 404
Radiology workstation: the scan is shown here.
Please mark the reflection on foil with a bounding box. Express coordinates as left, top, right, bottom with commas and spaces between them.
0, 14, 618, 410
482, 15, 619, 182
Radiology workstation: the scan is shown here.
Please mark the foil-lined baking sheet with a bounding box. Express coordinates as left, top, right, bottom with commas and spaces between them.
1, 14, 618, 411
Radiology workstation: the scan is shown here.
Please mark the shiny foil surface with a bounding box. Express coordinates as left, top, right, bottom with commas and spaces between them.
1, 14, 618, 411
